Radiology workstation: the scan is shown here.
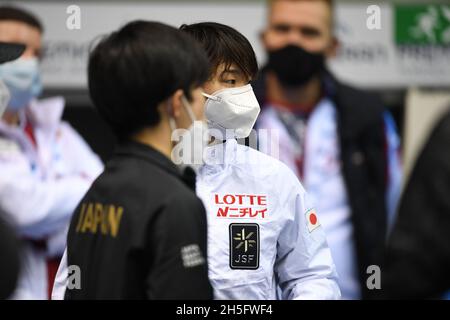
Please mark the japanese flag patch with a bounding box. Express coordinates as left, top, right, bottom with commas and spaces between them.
306, 208, 320, 233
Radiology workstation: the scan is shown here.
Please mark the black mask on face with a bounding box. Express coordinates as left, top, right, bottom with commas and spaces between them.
267, 44, 325, 88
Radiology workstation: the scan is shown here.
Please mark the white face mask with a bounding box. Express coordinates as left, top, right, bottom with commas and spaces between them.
0, 80, 11, 117
169, 96, 209, 172
202, 84, 260, 139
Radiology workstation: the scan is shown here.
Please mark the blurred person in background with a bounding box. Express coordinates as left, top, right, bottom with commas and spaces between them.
381, 108, 450, 299
0, 42, 24, 300
254, 0, 402, 299
0, 6, 103, 299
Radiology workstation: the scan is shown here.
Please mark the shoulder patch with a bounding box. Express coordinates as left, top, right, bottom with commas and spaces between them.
306, 208, 321, 233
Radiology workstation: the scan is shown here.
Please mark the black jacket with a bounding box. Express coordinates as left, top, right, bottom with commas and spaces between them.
382, 110, 450, 299
0, 215, 20, 299
254, 71, 388, 299
65, 141, 212, 299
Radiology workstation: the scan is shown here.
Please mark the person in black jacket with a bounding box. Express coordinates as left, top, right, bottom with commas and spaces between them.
60, 21, 212, 299
0, 215, 20, 300
254, 0, 402, 299
382, 109, 450, 299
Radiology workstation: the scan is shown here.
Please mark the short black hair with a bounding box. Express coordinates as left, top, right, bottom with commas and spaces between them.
88, 20, 209, 140
0, 6, 43, 33
180, 22, 258, 81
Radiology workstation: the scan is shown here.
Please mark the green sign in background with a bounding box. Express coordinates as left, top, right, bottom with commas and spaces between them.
395, 4, 450, 45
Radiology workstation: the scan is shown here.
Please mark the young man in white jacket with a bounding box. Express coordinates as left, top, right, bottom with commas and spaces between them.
53, 22, 340, 300
180, 22, 339, 300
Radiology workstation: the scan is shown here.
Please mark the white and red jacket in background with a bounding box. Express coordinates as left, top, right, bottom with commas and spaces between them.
0, 97, 103, 299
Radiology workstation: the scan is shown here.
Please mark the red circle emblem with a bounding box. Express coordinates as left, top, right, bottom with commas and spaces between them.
309, 213, 317, 225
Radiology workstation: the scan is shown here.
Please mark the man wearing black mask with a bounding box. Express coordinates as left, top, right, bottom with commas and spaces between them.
255, 0, 402, 299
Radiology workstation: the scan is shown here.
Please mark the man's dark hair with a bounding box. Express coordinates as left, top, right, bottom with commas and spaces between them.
0, 6, 43, 33
88, 20, 209, 139
180, 22, 258, 81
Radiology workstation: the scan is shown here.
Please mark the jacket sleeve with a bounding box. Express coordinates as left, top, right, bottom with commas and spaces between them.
145, 193, 213, 300
52, 248, 68, 300
0, 154, 92, 238
275, 169, 341, 300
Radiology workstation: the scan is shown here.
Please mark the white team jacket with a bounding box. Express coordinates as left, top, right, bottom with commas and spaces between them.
0, 97, 103, 299
197, 139, 340, 299
53, 139, 340, 300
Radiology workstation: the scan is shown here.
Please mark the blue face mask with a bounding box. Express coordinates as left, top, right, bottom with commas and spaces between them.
0, 57, 42, 112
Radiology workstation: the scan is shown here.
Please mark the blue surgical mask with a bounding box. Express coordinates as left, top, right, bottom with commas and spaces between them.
0, 57, 42, 112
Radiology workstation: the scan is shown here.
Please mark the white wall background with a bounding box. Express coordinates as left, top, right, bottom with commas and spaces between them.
4, 1, 450, 89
